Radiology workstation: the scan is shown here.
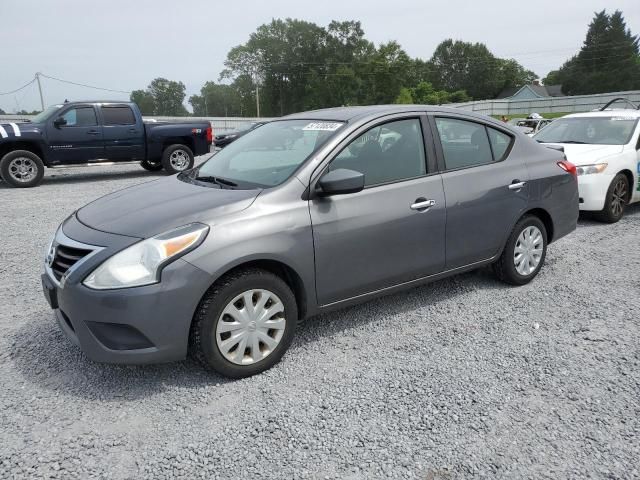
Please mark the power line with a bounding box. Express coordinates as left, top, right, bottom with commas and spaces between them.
0, 77, 36, 96
39, 73, 131, 94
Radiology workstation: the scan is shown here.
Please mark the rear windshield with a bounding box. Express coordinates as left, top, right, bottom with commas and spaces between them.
193, 120, 344, 188
534, 116, 638, 145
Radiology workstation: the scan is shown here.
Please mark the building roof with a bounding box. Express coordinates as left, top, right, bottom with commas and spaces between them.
496, 84, 564, 99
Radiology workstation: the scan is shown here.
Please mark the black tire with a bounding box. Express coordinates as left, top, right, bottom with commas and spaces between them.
161, 144, 194, 174
189, 268, 298, 379
140, 159, 163, 172
593, 173, 629, 224
493, 215, 548, 286
0, 150, 45, 188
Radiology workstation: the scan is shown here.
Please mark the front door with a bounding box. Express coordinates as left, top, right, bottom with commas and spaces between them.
309, 117, 446, 306
46, 105, 104, 164
432, 116, 529, 269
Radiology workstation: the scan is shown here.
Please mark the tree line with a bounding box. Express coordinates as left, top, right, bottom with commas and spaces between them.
128, 10, 639, 117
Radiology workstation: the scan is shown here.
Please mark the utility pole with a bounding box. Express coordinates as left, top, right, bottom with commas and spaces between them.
35, 72, 45, 111
256, 83, 260, 118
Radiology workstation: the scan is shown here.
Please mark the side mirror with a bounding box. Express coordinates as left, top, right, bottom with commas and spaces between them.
317, 168, 365, 196
53, 117, 67, 127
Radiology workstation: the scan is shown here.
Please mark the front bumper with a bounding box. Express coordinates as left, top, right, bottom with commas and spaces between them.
577, 173, 614, 211
42, 216, 212, 364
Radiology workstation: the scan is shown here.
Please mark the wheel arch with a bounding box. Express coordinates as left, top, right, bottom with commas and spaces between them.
197, 258, 309, 322
523, 207, 554, 243
162, 138, 195, 154
0, 141, 46, 164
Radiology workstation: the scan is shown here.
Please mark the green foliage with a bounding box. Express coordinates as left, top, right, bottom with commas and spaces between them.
427, 40, 536, 99
550, 10, 640, 95
394, 82, 470, 105
130, 78, 188, 116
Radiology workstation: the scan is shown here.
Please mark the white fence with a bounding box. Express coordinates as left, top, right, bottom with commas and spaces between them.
448, 90, 640, 115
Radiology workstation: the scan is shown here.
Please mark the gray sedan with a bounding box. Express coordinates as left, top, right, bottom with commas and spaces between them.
42, 105, 579, 378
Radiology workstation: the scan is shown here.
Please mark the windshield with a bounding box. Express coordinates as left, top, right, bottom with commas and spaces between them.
534, 116, 638, 145
195, 119, 344, 188
30, 105, 61, 123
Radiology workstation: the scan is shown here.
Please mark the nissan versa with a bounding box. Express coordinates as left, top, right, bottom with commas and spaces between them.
42, 106, 579, 378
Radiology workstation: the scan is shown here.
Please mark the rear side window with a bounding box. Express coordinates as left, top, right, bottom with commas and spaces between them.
435, 118, 494, 170
487, 127, 513, 161
331, 118, 427, 187
101, 106, 136, 125
61, 107, 97, 127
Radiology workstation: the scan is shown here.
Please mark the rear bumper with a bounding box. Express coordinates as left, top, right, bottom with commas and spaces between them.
578, 173, 614, 211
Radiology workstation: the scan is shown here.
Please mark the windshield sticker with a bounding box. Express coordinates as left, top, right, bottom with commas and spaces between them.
303, 122, 342, 131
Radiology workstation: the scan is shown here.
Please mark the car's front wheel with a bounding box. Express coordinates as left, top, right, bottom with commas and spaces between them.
494, 215, 547, 286
190, 268, 298, 378
594, 173, 629, 223
0, 150, 45, 188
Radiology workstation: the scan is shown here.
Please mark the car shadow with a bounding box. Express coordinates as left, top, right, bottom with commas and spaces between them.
9, 268, 501, 401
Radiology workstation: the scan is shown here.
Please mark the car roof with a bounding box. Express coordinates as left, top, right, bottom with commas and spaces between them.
282, 105, 500, 124
564, 109, 640, 119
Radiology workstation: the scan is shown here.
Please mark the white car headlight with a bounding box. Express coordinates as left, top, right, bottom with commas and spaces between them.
83, 223, 209, 290
576, 163, 608, 176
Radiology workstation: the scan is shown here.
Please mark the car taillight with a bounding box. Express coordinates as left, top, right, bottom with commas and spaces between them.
557, 160, 577, 178
206, 126, 213, 143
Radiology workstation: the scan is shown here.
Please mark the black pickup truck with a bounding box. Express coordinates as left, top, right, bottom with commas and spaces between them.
0, 101, 212, 187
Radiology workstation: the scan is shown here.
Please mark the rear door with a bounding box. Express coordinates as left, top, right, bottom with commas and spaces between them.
99, 105, 145, 161
309, 115, 446, 306
430, 115, 529, 269
46, 105, 104, 163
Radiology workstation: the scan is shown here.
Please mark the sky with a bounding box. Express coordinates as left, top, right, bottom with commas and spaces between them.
1, 0, 639, 113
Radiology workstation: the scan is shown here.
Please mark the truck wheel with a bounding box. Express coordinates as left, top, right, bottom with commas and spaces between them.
493, 215, 547, 286
161, 144, 194, 174
0, 150, 45, 188
140, 159, 163, 172
593, 173, 629, 223
189, 268, 298, 378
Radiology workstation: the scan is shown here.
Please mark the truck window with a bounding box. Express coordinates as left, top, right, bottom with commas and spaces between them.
61, 107, 98, 127
101, 106, 136, 125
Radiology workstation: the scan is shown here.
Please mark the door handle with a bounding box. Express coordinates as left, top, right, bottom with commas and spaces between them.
129, 129, 138, 134
508, 181, 527, 190
87, 130, 100, 135
410, 199, 436, 211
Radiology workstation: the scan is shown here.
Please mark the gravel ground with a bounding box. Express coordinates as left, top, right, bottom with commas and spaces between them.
0, 160, 639, 479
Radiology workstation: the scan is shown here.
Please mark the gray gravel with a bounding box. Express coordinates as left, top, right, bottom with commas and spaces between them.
1, 161, 639, 479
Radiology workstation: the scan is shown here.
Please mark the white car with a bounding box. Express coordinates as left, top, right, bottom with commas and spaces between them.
533, 106, 640, 223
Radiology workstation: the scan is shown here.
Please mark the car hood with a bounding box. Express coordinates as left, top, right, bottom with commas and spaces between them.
77, 176, 261, 238
545, 143, 625, 166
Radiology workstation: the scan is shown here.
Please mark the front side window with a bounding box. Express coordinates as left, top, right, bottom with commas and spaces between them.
194, 120, 344, 188
61, 107, 97, 127
101, 106, 136, 125
330, 118, 426, 186
534, 116, 638, 145
435, 118, 494, 170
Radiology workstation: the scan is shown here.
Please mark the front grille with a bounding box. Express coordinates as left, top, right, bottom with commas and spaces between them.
51, 244, 92, 281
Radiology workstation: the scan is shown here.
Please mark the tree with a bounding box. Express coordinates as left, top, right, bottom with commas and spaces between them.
549, 10, 640, 95
394, 81, 470, 105
428, 40, 536, 99
130, 89, 155, 115
130, 78, 189, 116
189, 82, 243, 116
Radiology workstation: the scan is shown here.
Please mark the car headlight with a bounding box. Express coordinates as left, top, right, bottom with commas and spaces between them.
576, 163, 608, 176
83, 223, 209, 290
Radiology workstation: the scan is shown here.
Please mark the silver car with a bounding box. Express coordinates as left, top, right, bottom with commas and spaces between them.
42, 105, 579, 378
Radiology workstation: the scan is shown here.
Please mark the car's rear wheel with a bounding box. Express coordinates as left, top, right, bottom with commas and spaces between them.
189, 268, 298, 378
0, 150, 45, 188
161, 144, 194, 174
140, 159, 163, 172
594, 173, 629, 223
494, 215, 547, 286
